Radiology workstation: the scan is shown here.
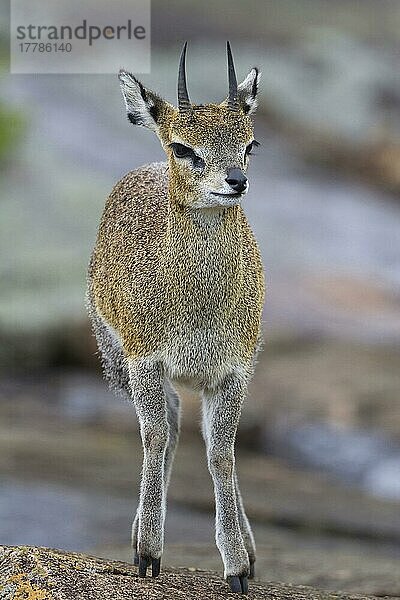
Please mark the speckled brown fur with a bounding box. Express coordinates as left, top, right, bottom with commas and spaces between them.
88, 159, 264, 382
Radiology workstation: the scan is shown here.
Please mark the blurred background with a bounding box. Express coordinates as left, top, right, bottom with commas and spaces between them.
1, 0, 400, 595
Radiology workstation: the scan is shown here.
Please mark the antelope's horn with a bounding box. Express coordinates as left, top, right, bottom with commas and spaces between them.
178, 41, 192, 113
227, 41, 239, 111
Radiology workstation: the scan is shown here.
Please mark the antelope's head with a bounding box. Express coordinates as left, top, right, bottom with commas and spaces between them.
119, 42, 260, 208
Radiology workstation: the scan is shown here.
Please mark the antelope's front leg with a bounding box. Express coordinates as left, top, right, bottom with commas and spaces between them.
202, 375, 250, 594
132, 381, 181, 567
128, 359, 169, 578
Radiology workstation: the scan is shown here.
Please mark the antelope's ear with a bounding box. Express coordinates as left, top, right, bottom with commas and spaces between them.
237, 68, 261, 115
118, 70, 173, 131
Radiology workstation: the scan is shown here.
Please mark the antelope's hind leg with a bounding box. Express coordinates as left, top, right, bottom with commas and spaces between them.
128, 358, 169, 578
235, 471, 256, 578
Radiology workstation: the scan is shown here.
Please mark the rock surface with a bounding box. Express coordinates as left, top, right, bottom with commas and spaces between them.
0, 546, 390, 600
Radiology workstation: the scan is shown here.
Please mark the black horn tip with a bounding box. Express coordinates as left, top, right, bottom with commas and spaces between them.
180, 41, 188, 66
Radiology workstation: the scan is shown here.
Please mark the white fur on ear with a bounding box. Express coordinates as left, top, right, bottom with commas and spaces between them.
118, 69, 162, 131
237, 68, 261, 115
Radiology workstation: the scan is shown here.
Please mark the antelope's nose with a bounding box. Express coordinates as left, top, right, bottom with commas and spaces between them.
225, 168, 248, 193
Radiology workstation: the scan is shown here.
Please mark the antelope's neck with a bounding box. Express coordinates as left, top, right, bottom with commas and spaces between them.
167, 194, 241, 243
162, 195, 244, 291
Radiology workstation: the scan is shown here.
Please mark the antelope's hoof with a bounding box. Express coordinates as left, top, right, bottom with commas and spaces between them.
249, 561, 255, 579
227, 574, 248, 594
138, 554, 161, 578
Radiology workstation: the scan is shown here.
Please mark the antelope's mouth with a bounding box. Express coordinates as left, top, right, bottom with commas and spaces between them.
211, 191, 245, 199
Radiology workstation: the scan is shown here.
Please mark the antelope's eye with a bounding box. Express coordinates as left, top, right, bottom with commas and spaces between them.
245, 140, 260, 156
170, 142, 195, 159
169, 142, 205, 169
